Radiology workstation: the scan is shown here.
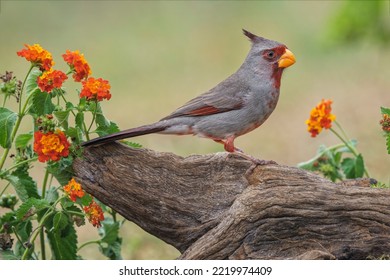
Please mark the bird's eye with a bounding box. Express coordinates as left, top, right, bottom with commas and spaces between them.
266, 51, 275, 58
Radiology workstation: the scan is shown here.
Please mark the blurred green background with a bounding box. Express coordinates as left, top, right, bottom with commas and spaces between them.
1, 1, 389, 259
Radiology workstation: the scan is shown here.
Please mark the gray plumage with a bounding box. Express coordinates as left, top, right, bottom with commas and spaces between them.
82, 29, 295, 152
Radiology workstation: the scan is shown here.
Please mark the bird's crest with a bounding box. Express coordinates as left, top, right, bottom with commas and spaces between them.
242, 29, 264, 43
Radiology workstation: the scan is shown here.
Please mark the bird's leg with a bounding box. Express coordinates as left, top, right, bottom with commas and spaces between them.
215, 137, 276, 165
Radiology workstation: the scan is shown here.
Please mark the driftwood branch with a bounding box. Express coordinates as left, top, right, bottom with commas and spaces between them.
73, 142, 390, 260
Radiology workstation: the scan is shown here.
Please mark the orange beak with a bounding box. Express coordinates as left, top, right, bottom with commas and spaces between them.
278, 49, 296, 68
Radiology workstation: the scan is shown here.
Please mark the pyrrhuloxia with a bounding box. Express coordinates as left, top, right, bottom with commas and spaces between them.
82, 30, 296, 161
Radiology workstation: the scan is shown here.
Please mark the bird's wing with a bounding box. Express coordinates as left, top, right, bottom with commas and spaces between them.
161, 77, 247, 120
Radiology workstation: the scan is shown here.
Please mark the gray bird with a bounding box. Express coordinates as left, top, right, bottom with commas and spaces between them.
82, 29, 296, 162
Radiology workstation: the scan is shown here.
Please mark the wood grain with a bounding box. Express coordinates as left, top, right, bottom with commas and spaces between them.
73, 142, 390, 259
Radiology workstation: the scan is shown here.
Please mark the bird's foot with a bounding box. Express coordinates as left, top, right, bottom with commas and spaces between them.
217, 138, 277, 165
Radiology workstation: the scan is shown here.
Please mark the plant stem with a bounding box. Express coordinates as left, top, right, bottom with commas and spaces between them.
59, 93, 76, 117
11, 226, 25, 247
39, 227, 46, 260
60, 91, 91, 141
41, 169, 49, 199
60, 92, 90, 142
0, 66, 35, 171
112, 209, 117, 223
48, 174, 54, 188
330, 127, 371, 178
2, 94, 8, 107
66, 210, 85, 216
18, 65, 34, 114
0, 150, 10, 172
21, 210, 53, 260
21, 196, 63, 260
334, 120, 350, 142
0, 182, 10, 197
38, 169, 50, 260
86, 100, 98, 137
83, 121, 90, 141
77, 240, 100, 252
0, 156, 37, 177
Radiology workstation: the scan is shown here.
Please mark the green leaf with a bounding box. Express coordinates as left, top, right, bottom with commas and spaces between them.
95, 121, 120, 137
65, 101, 75, 110
28, 89, 55, 116
355, 154, 365, 178
341, 154, 365, 179
99, 218, 120, 244
381, 107, 390, 116
298, 144, 345, 182
386, 134, 390, 154
75, 112, 84, 129
53, 212, 68, 231
94, 103, 120, 136
0, 212, 17, 233
53, 110, 70, 130
45, 212, 78, 260
15, 132, 33, 149
95, 111, 109, 127
333, 151, 342, 165
14, 220, 33, 258
17, 220, 32, 241
25, 68, 41, 96
99, 240, 122, 260
66, 127, 83, 143
19, 220, 33, 241
78, 97, 86, 111
121, 141, 142, 148
8, 218, 33, 258
341, 157, 355, 179
63, 204, 85, 227
98, 218, 122, 259
297, 145, 333, 171
4, 169, 39, 202
60, 197, 74, 209
46, 156, 74, 186
0, 250, 18, 260
335, 142, 357, 153
45, 186, 59, 204
0, 107, 18, 148
80, 193, 92, 207
16, 197, 49, 220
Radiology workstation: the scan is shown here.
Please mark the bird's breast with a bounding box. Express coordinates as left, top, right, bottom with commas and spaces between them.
266, 90, 280, 111
240, 87, 280, 132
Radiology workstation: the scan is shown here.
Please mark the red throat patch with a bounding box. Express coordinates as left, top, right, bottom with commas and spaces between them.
270, 45, 287, 89
271, 68, 283, 89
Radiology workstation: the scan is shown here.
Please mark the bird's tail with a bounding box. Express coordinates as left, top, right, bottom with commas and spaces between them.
82, 122, 167, 147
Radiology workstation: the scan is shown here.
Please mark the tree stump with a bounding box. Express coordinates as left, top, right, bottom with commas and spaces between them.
73, 142, 390, 260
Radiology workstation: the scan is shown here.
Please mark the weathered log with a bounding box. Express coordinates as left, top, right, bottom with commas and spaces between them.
73, 142, 390, 260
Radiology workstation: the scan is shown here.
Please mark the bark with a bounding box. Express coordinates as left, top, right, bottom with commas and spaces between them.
73, 142, 390, 260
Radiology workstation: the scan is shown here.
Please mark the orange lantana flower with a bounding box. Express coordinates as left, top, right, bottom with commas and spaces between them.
306, 99, 336, 137
17, 44, 54, 71
62, 50, 91, 82
64, 178, 85, 202
37, 69, 68, 93
83, 201, 104, 227
80, 77, 111, 101
33, 129, 70, 162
